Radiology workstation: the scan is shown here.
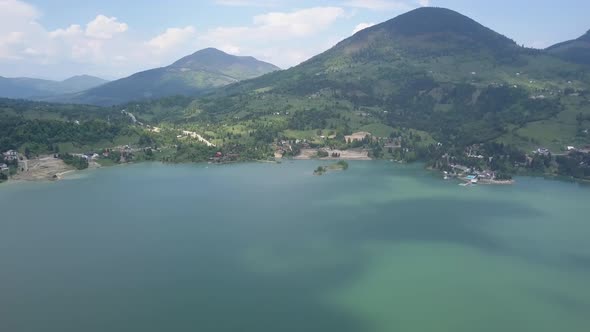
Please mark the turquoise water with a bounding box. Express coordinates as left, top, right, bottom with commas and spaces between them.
0, 161, 589, 332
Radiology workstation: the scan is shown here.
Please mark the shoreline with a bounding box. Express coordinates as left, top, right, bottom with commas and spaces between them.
293, 148, 372, 161
3, 157, 589, 187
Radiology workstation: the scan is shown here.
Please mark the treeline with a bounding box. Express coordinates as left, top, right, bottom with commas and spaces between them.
59, 153, 89, 170
556, 152, 590, 180
0, 98, 117, 121
0, 115, 137, 154
385, 84, 561, 146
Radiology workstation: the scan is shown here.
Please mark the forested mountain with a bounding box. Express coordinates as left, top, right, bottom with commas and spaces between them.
49, 48, 280, 106
0, 75, 108, 99
172, 7, 588, 150
546, 30, 590, 65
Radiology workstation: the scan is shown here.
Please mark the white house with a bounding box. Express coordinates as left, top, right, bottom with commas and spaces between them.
2, 150, 18, 161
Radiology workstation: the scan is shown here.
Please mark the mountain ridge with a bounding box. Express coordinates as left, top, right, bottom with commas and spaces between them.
545, 29, 590, 65
0, 75, 108, 99
47, 48, 280, 106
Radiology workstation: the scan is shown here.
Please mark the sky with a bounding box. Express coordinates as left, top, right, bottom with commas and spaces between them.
0, 0, 588, 80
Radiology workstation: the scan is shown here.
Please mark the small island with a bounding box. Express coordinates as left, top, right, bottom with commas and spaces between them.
314, 161, 349, 176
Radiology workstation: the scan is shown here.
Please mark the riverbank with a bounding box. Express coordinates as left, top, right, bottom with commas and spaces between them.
10, 156, 73, 181
1, 155, 583, 187
294, 148, 371, 160
7, 155, 101, 182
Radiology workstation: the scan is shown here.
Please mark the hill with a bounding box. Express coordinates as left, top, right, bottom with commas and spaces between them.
546, 30, 590, 65
174, 8, 587, 147
0, 75, 108, 99
51, 48, 280, 106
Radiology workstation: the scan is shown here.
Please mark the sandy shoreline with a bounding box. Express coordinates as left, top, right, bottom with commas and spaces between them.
6, 156, 101, 183
1, 155, 518, 187
293, 148, 371, 161
10, 156, 74, 182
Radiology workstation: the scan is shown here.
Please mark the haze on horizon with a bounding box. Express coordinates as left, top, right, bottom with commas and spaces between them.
0, 0, 588, 80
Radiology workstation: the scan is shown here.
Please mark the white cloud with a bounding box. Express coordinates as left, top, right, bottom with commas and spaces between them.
199, 7, 346, 68
0, 0, 38, 21
352, 22, 375, 34
0, 2, 349, 77
253, 7, 345, 37
147, 26, 196, 53
85, 15, 128, 39
417, 0, 430, 6
205, 7, 345, 44
50, 25, 83, 38
0, 0, 43, 59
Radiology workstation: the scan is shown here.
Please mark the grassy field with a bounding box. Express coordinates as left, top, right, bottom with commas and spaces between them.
56, 134, 140, 154
498, 95, 590, 152
358, 123, 396, 137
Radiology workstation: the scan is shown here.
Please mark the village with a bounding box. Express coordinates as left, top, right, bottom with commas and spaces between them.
3, 122, 590, 184
438, 142, 590, 185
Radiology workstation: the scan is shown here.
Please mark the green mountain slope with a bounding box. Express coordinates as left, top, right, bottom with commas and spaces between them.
0, 75, 108, 99
51, 48, 280, 106
546, 30, 590, 65
178, 7, 588, 150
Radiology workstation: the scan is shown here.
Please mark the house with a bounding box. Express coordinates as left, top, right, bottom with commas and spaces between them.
345, 132, 372, 143
2, 150, 18, 161
567, 146, 576, 151
535, 148, 550, 155
0, 163, 9, 172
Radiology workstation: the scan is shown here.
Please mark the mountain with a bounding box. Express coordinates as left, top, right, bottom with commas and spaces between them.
58, 75, 110, 92
546, 30, 590, 65
52, 48, 280, 106
0, 75, 108, 99
172, 7, 589, 150
347, 7, 518, 56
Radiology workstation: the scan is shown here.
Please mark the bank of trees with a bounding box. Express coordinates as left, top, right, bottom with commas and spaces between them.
0, 116, 136, 155
59, 153, 89, 170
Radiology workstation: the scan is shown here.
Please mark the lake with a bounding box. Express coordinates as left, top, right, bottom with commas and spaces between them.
1, 161, 589, 332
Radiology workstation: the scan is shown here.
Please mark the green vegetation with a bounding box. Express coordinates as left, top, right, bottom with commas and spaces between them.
330, 161, 349, 170
0, 99, 142, 156
59, 153, 89, 170
314, 166, 327, 176
315, 161, 349, 176
556, 152, 590, 180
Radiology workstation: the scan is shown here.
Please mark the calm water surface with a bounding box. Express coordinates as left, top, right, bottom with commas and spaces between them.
1, 161, 589, 332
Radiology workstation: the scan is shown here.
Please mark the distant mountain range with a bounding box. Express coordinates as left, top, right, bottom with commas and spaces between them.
546, 30, 590, 65
45, 48, 280, 106
0, 75, 108, 99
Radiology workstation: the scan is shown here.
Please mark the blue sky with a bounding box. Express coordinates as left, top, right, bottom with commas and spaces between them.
1, 0, 588, 80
